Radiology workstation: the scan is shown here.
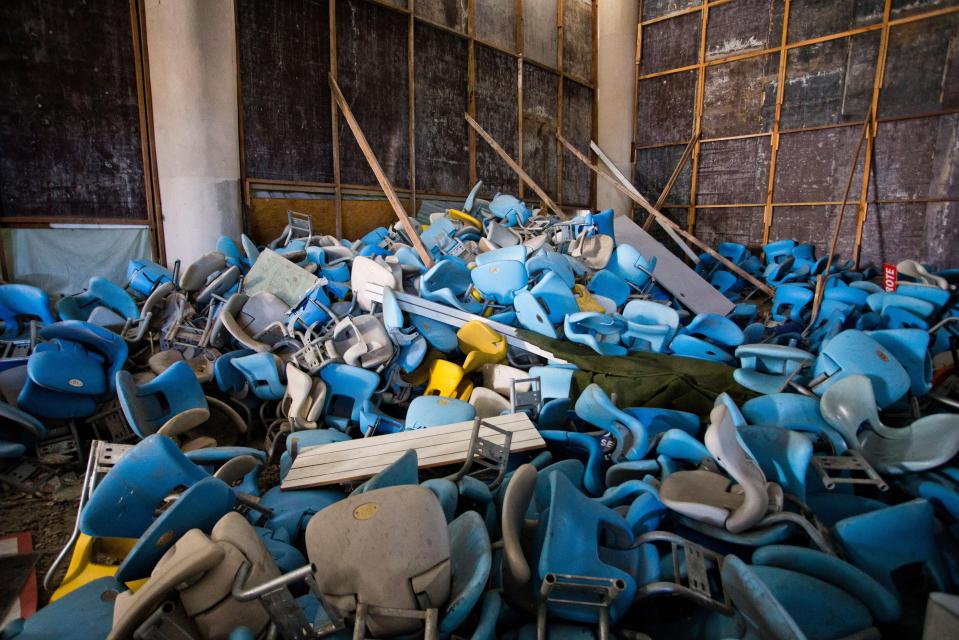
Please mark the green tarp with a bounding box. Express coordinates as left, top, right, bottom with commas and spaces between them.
520, 331, 757, 421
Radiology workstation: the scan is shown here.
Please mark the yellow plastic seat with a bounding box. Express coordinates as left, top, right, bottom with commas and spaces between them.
574, 284, 606, 313
448, 208, 483, 229
51, 534, 142, 601
457, 321, 507, 373
424, 360, 474, 400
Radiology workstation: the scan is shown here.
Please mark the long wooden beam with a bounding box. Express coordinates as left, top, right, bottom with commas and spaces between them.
465, 112, 568, 219
645, 132, 699, 230
564, 137, 775, 297
329, 73, 434, 269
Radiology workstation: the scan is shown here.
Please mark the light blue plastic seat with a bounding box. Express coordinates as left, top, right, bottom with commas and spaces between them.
213, 348, 255, 395
866, 329, 932, 397
514, 271, 578, 339
116, 361, 208, 438
734, 344, 815, 395
621, 300, 680, 353
563, 312, 627, 356
0, 284, 57, 340
475, 244, 528, 266
669, 313, 743, 364
410, 313, 459, 353
529, 365, 574, 428
835, 498, 951, 600
812, 330, 910, 408
539, 431, 605, 497
718, 242, 750, 265
527, 250, 575, 288
588, 270, 631, 308
405, 395, 476, 430
319, 363, 380, 431
741, 393, 846, 453
471, 260, 528, 305
710, 270, 744, 300
57, 276, 139, 327
771, 284, 815, 322
622, 407, 700, 438
574, 383, 650, 461
439, 511, 493, 635
764, 239, 797, 264
489, 194, 532, 226
231, 352, 286, 401
739, 425, 812, 500
420, 259, 483, 313
606, 244, 656, 288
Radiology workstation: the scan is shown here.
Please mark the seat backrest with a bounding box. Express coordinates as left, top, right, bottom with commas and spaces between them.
89, 277, 139, 320
574, 383, 649, 461
406, 396, 476, 430
318, 363, 380, 430
704, 394, 770, 533
180, 251, 228, 292
306, 485, 451, 637
117, 361, 208, 436
721, 555, 806, 640
80, 434, 208, 538
39, 320, 128, 393
0, 284, 56, 336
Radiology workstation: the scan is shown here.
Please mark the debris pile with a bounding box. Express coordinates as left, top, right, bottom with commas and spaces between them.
1, 184, 958, 639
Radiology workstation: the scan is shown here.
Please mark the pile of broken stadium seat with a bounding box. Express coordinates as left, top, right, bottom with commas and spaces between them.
1, 180, 958, 639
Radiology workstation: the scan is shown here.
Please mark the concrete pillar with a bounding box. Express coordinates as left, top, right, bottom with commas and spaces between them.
144, 0, 242, 267
595, 0, 638, 217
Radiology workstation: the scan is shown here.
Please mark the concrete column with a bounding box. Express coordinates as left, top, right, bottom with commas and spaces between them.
144, 0, 242, 267
595, 0, 638, 216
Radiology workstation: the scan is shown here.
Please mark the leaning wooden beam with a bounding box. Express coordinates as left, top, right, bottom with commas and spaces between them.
569, 137, 776, 298
646, 133, 699, 231
329, 73, 434, 269
581, 138, 700, 262
465, 112, 568, 219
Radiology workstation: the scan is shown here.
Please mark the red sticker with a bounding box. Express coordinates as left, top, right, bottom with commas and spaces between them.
883, 263, 897, 292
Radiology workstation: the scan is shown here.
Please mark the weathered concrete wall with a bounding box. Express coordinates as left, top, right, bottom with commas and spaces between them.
145, 0, 242, 267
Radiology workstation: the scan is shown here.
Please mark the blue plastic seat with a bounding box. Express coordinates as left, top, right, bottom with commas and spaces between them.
621, 300, 680, 353
80, 434, 208, 538
0, 284, 57, 340
410, 313, 459, 353
563, 312, 627, 356
738, 425, 812, 500
475, 244, 528, 266
18, 321, 128, 420
588, 270, 631, 308
57, 277, 139, 327
213, 348, 255, 395
622, 407, 700, 438
531, 472, 638, 625
606, 244, 656, 288
288, 284, 333, 330
866, 329, 932, 397
669, 313, 743, 364
811, 330, 910, 408
439, 511, 493, 635
405, 395, 476, 430
574, 383, 650, 461
489, 194, 532, 226
420, 259, 483, 313
319, 363, 380, 431
514, 272, 578, 338
0, 401, 47, 459
1, 577, 122, 640
741, 393, 846, 453
125, 260, 177, 297
539, 431, 606, 497
116, 361, 208, 438
253, 484, 344, 542
834, 498, 951, 600
710, 270, 744, 299
771, 284, 815, 322
764, 239, 796, 264
527, 250, 575, 288
734, 344, 815, 394
471, 259, 528, 305
231, 352, 286, 401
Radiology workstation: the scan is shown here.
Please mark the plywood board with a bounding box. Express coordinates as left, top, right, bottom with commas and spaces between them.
562, 79, 592, 206
774, 127, 866, 202
474, 44, 519, 197
613, 215, 735, 316
634, 145, 693, 206
563, 0, 593, 82
635, 71, 697, 147
414, 0, 467, 33
522, 64, 560, 201
336, 0, 410, 188
780, 32, 879, 130
880, 16, 959, 118
248, 197, 409, 245
697, 138, 772, 205
0, 1, 146, 219
523, 0, 558, 67
640, 11, 701, 75
701, 54, 779, 137
706, 0, 783, 59
414, 23, 469, 195
474, 0, 516, 52
282, 412, 544, 489
237, 0, 333, 183
244, 248, 320, 306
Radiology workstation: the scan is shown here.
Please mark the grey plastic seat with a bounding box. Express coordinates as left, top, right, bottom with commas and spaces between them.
659, 394, 783, 533
305, 484, 451, 637
108, 512, 279, 640
820, 374, 959, 475
180, 251, 228, 293
324, 314, 394, 369
212, 292, 289, 352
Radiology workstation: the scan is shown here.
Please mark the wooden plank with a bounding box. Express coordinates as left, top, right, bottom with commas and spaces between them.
282, 413, 543, 489
644, 134, 699, 230
613, 215, 737, 315
465, 112, 567, 218
329, 74, 434, 268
